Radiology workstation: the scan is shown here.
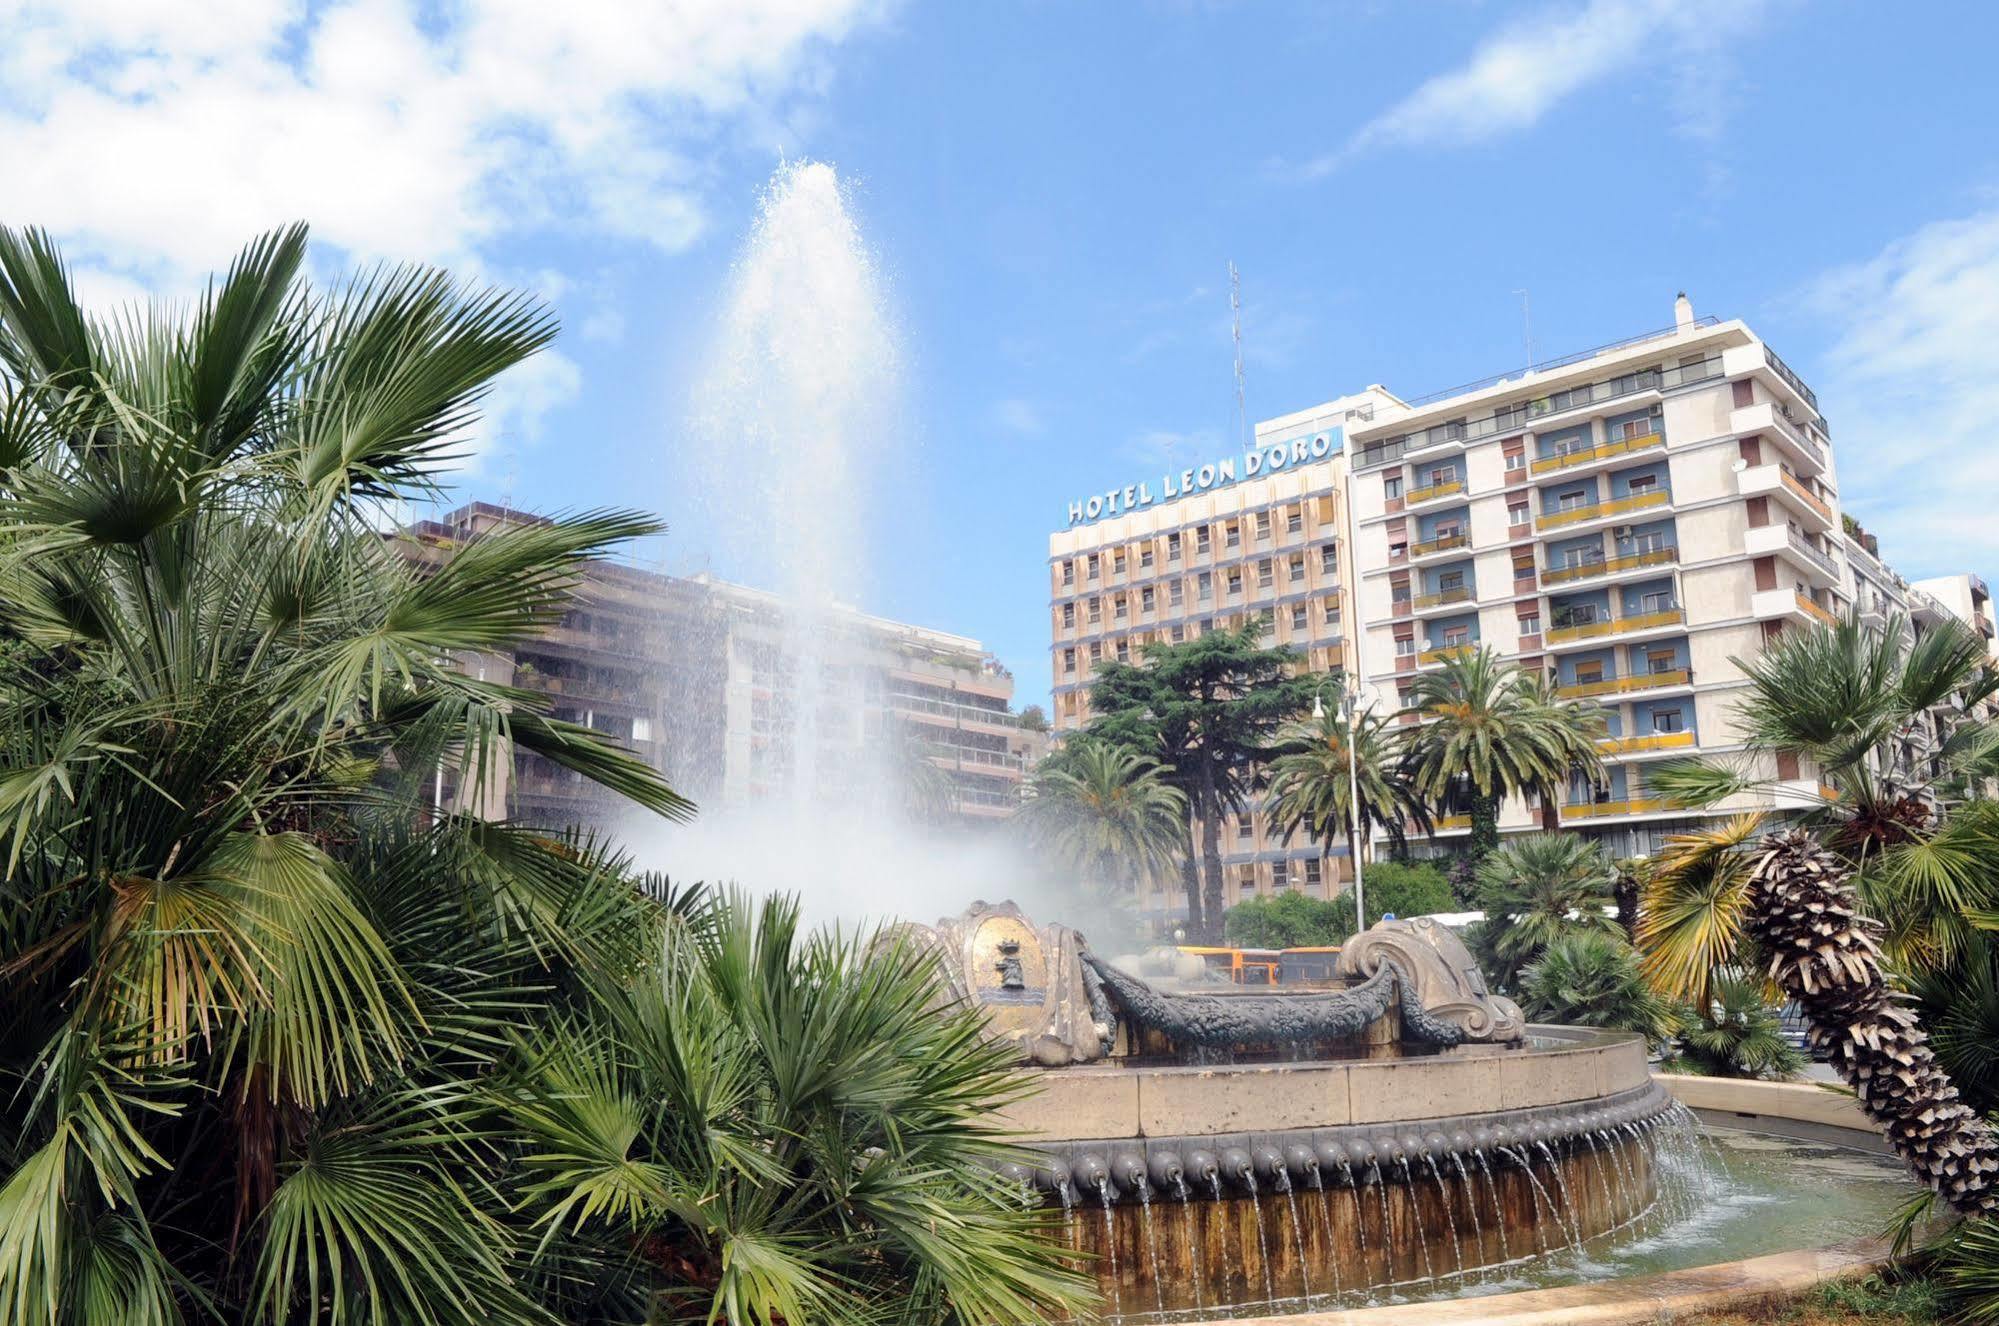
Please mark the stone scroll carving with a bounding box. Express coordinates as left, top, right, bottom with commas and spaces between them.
1337, 916, 1526, 1044
892, 900, 1115, 1067
1083, 953, 1402, 1050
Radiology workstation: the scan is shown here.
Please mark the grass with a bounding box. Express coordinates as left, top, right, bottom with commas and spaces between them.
1681, 1273, 1944, 1325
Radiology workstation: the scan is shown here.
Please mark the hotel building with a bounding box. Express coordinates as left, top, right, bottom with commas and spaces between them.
407, 503, 1034, 830
1046, 390, 1393, 915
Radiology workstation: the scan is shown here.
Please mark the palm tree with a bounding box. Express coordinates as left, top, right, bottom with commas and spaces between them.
1397, 646, 1607, 853
1265, 704, 1430, 884
0, 227, 1083, 1324
1473, 833, 1623, 988
1019, 740, 1187, 894
1640, 614, 1999, 1215
1517, 932, 1680, 1046
1662, 971, 1805, 1081
504, 891, 1086, 1325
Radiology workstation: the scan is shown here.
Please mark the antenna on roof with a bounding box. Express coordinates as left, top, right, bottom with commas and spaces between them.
1512, 289, 1534, 373
1230, 262, 1248, 450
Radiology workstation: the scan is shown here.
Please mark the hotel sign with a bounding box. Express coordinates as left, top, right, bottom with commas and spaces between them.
1065, 428, 1343, 527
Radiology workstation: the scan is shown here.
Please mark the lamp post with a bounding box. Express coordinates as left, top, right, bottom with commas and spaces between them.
1311, 678, 1368, 934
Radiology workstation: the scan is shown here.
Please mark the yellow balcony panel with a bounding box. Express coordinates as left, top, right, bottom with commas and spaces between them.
1541, 546, 1679, 586
1562, 795, 1682, 821
1597, 731, 1696, 756
1796, 594, 1838, 627
1413, 586, 1475, 611
1407, 478, 1467, 505
1529, 431, 1665, 475
1419, 644, 1477, 666
1408, 531, 1471, 558
1546, 607, 1685, 644
1780, 470, 1833, 521
1555, 668, 1692, 699
1535, 488, 1670, 531
1433, 813, 1472, 831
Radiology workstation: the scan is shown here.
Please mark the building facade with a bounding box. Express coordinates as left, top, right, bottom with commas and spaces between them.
407, 503, 1031, 830
1045, 391, 1390, 918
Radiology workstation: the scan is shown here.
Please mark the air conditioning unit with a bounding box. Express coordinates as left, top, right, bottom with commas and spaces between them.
1611, 525, 1634, 538
1648, 403, 1663, 417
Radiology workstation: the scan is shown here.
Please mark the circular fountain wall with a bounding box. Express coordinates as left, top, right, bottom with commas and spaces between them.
1001, 1028, 1681, 1318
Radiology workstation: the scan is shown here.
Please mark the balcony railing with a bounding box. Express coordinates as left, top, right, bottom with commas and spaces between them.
1419, 644, 1477, 666
1795, 594, 1838, 627
1556, 668, 1692, 699
1597, 731, 1696, 756
1530, 431, 1665, 475
1541, 545, 1678, 586
1546, 606, 1684, 644
1780, 469, 1833, 521
1406, 477, 1466, 505
1408, 531, 1471, 558
1413, 585, 1475, 611
1764, 344, 1819, 413
1562, 795, 1682, 821
1786, 528, 1838, 579
1536, 488, 1670, 531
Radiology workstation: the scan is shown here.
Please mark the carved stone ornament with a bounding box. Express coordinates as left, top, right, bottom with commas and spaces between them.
892, 900, 1114, 1066
1337, 916, 1526, 1044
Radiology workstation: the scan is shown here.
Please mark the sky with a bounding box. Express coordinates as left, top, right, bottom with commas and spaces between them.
5, 0, 1999, 711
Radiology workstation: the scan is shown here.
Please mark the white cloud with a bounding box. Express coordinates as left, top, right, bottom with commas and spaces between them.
989, 397, 1044, 437
1304, 0, 1775, 175
1806, 207, 1999, 575
0, 0, 888, 456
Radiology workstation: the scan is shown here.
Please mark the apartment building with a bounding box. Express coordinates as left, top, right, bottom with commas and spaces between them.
1346, 296, 1853, 856
1046, 391, 1390, 917
405, 503, 1031, 830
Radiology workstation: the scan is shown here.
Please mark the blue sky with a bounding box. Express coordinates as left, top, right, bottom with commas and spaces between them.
7, 0, 1999, 710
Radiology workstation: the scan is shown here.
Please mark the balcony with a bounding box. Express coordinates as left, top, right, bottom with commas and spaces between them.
1752, 588, 1839, 630
1412, 584, 1476, 613
1406, 477, 1466, 506
1737, 463, 1834, 532
1418, 644, 1477, 666
1546, 606, 1685, 645
1541, 545, 1679, 587
1407, 530, 1471, 560
1743, 523, 1840, 585
1556, 668, 1693, 699
1536, 488, 1670, 532
1730, 401, 1828, 475
1597, 730, 1696, 757
1529, 430, 1665, 476
1561, 795, 1683, 821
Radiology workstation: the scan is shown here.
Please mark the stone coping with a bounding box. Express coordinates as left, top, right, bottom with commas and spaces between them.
1002, 1026, 1648, 1143
1218, 1233, 1893, 1326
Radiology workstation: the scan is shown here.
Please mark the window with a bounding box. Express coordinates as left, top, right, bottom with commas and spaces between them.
1062, 603, 1075, 628
1063, 648, 1076, 674
1652, 708, 1686, 733
1575, 661, 1605, 683
1323, 600, 1341, 624
1626, 473, 1658, 496
1557, 488, 1591, 511
1114, 595, 1127, 619
1170, 624, 1185, 642
1238, 867, 1256, 896
1562, 545, 1600, 569
1304, 859, 1323, 888
633, 716, 653, 742
1383, 475, 1404, 500
1061, 560, 1074, 586
1438, 570, 1465, 591
1565, 603, 1602, 626
1089, 642, 1103, 662
1395, 636, 1416, 657
1087, 597, 1101, 624
1225, 522, 1241, 549
1508, 501, 1530, 526
1087, 553, 1100, 579
1272, 860, 1289, 888
1519, 613, 1542, 636
1291, 604, 1308, 630
1226, 569, 1243, 595
1640, 589, 1673, 614
1647, 649, 1678, 674
1389, 540, 1408, 560
1114, 549, 1128, 575
1391, 583, 1412, 605
1255, 511, 1271, 540
1257, 559, 1274, 589
1116, 640, 1130, 662
1238, 818, 1254, 841
1443, 625, 1471, 647
1620, 417, 1653, 440
1289, 555, 1305, 583
1428, 465, 1457, 487
1140, 544, 1154, 569
1198, 572, 1213, 601
1320, 544, 1338, 573
1169, 580, 1184, 607
1167, 531, 1183, 560
1630, 529, 1668, 555
1141, 586, 1156, 612
1435, 520, 1462, 540
1506, 451, 1526, 472
1196, 527, 1211, 554
1287, 506, 1304, 534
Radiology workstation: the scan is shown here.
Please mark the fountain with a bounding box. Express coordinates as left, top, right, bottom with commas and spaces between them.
903, 903, 1922, 1321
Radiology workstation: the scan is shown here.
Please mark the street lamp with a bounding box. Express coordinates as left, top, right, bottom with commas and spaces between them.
1311, 677, 1368, 934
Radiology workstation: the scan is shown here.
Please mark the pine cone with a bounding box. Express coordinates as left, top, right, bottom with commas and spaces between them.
1747, 830, 1999, 1216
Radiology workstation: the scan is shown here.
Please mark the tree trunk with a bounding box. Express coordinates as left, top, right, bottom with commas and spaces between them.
1537, 781, 1561, 833
1197, 766, 1226, 942
1748, 830, 1999, 1214
1179, 816, 1204, 938
1613, 865, 1639, 940
1470, 792, 1501, 859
